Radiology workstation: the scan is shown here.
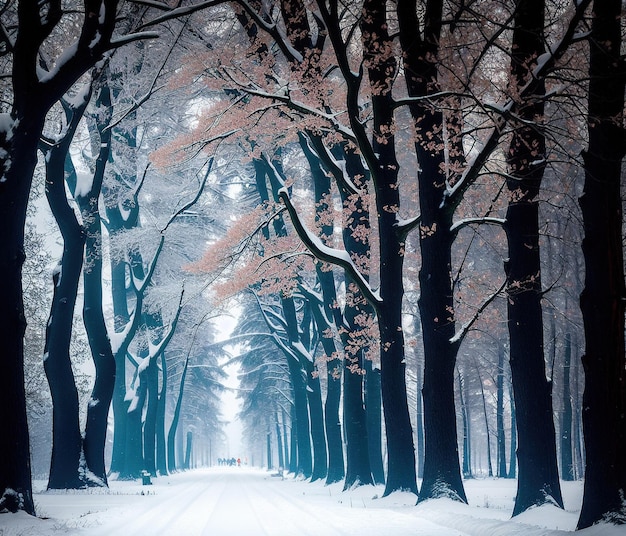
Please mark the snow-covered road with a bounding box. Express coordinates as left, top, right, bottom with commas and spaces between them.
1, 467, 620, 536
74, 468, 453, 536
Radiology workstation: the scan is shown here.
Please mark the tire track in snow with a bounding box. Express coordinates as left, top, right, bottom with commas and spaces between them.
83, 477, 226, 535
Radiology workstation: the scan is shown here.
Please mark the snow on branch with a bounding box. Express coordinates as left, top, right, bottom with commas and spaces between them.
440, 0, 593, 213
450, 216, 505, 237
449, 279, 507, 348
137, 0, 302, 64
160, 158, 212, 234
301, 133, 363, 197
106, 21, 188, 131
234, 84, 356, 143
276, 187, 381, 308
146, 286, 185, 363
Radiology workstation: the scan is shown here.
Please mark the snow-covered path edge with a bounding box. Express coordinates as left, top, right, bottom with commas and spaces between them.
0, 467, 621, 536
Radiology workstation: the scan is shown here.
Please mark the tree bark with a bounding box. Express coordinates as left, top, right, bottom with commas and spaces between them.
505, 0, 563, 515
364, 361, 385, 485
577, 0, 626, 527
156, 351, 169, 475
560, 332, 574, 481
78, 78, 116, 486
458, 371, 472, 479
363, 0, 417, 496
496, 343, 507, 478
43, 129, 85, 491
398, 0, 466, 503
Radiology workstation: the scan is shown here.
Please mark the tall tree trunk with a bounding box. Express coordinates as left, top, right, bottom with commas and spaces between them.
458, 371, 472, 479
0, 89, 41, 518
108, 255, 130, 475
156, 351, 168, 475
572, 334, 584, 481
508, 382, 517, 479
475, 365, 493, 477
324, 355, 344, 484
121, 367, 147, 479
496, 343, 507, 478
283, 409, 290, 472
0, 0, 117, 512
364, 361, 385, 485
505, 0, 563, 516
560, 332, 574, 481
398, 0, 466, 503
363, 0, 417, 496
306, 361, 328, 482
415, 349, 425, 480
168, 352, 190, 473
301, 134, 345, 485
184, 431, 193, 470
78, 80, 116, 486
43, 132, 85, 491
143, 358, 159, 477
275, 415, 284, 470
342, 346, 372, 489
289, 405, 298, 474
577, 0, 626, 527
256, 157, 313, 479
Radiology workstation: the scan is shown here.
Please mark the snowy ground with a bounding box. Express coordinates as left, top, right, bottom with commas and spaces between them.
0, 467, 621, 536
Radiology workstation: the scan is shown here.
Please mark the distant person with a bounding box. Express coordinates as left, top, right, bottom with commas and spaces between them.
237, 458, 241, 467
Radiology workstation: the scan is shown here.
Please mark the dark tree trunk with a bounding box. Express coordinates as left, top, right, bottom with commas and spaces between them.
323, 141, 373, 489
156, 352, 168, 475
508, 382, 517, 479
280, 293, 313, 481
577, 0, 626, 528
107, 249, 131, 475
415, 350, 425, 480
289, 405, 298, 474
476, 366, 493, 477
121, 368, 147, 479
505, 0, 563, 516
362, 0, 417, 496
283, 409, 290, 472
256, 158, 313, 479
306, 361, 328, 482
364, 361, 385, 485
458, 371, 472, 478
560, 332, 574, 481
284, 333, 313, 479
342, 346, 372, 489
142, 312, 165, 478
496, 343, 507, 478
78, 81, 116, 486
267, 431, 272, 470
301, 133, 344, 485
398, 0, 466, 503
184, 431, 193, 470
102, 131, 141, 477
324, 358, 344, 484
168, 353, 190, 473
43, 130, 85, 491
109, 333, 128, 474
275, 416, 284, 470
0, 95, 41, 518
143, 358, 159, 477
0, 0, 117, 513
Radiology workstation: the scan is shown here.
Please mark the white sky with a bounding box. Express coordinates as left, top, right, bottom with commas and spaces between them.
215, 313, 243, 460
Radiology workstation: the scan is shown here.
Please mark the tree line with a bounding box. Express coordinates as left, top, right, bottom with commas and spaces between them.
0, 0, 624, 531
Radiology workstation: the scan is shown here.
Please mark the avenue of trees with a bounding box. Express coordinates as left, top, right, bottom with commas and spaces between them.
0, 0, 624, 531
